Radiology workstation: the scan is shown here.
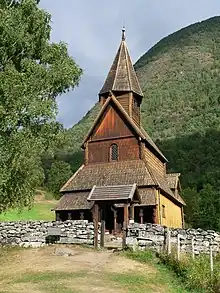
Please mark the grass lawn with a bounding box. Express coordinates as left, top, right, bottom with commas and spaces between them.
0, 189, 57, 221
0, 245, 199, 293
0, 202, 56, 221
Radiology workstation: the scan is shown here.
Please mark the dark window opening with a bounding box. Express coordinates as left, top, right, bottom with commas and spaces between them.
110, 144, 118, 161
162, 205, 166, 218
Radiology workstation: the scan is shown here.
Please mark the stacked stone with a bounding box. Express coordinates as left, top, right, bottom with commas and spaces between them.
127, 223, 220, 254
0, 220, 94, 248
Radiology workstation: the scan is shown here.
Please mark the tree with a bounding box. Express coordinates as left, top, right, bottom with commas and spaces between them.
46, 161, 72, 199
0, 0, 82, 212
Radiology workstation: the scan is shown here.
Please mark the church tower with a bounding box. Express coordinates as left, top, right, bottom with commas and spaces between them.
56, 28, 185, 231
99, 28, 143, 126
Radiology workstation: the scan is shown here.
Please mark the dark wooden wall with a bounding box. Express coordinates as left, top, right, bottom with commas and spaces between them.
92, 103, 132, 140
132, 96, 140, 126
88, 137, 140, 164
117, 93, 129, 114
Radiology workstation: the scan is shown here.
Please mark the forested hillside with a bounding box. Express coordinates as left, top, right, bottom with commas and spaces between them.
46, 16, 220, 230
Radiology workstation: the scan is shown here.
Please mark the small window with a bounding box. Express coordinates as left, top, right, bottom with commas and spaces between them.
110, 144, 118, 161
162, 205, 166, 219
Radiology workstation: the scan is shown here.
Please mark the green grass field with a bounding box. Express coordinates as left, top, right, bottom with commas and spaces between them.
0, 202, 56, 221
0, 189, 57, 222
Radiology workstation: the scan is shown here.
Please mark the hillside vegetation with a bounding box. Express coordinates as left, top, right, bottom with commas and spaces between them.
49, 16, 220, 230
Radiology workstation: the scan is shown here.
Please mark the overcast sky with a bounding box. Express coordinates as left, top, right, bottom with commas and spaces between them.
40, 0, 220, 128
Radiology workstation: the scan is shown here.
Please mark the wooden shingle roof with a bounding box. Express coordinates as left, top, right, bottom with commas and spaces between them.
60, 160, 155, 193
87, 184, 140, 202
166, 173, 181, 189
54, 191, 93, 211
99, 29, 143, 97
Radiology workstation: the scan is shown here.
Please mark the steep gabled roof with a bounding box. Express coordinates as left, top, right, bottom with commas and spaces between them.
99, 29, 143, 97
82, 92, 167, 162
87, 184, 140, 202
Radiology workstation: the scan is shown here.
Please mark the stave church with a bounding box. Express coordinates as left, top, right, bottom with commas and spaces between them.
54, 29, 185, 231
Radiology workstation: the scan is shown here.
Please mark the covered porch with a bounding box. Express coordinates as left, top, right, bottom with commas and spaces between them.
87, 184, 157, 248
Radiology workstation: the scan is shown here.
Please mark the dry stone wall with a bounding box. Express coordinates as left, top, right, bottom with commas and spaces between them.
126, 223, 220, 255
0, 220, 94, 247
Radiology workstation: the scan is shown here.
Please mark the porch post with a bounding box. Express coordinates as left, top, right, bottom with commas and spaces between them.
113, 210, 117, 234
68, 212, 72, 220
100, 206, 105, 248
139, 208, 144, 224
56, 212, 61, 221
93, 204, 99, 249
122, 203, 129, 249
130, 204, 135, 221
80, 211, 84, 220
152, 206, 157, 224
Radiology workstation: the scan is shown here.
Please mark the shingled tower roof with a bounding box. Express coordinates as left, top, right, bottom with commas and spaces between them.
99, 28, 143, 97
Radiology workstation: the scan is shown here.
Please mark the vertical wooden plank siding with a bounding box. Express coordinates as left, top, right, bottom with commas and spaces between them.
155, 189, 160, 224
181, 206, 185, 228
160, 194, 183, 228
118, 95, 129, 114
132, 97, 140, 126
92, 103, 132, 140
158, 191, 162, 225
88, 137, 140, 164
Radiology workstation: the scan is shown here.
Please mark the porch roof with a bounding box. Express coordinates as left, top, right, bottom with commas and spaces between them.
87, 184, 140, 202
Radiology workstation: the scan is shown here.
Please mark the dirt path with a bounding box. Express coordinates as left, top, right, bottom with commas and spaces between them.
0, 246, 174, 293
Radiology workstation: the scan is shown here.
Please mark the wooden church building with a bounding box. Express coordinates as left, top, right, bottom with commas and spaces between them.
54, 29, 185, 230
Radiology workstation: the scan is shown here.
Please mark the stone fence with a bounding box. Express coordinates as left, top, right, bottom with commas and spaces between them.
0, 220, 94, 248
0, 220, 220, 255
126, 223, 220, 255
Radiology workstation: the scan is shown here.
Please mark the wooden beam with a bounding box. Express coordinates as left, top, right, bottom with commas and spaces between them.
56, 212, 61, 221
113, 210, 117, 234
181, 206, 185, 228
122, 203, 129, 249
128, 92, 133, 117
80, 211, 84, 220
130, 204, 135, 220
100, 206, 105, 248
139, 208, 144, 224
93, 204, 99, 249
152, 206, 157, 224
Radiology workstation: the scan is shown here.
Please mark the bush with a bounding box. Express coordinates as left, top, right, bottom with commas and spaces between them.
158, 252, 220, 293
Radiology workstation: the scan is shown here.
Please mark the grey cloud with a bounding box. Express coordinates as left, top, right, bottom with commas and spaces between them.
40, 0, 220, 127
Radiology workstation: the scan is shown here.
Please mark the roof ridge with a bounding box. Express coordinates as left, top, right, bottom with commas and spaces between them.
124, 41, 132, 91
112, 41, 123, 90
143, 160, 160, 186
60, 164, 85, 192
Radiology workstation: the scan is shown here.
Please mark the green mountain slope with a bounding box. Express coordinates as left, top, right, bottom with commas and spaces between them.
62, 16, 220, 230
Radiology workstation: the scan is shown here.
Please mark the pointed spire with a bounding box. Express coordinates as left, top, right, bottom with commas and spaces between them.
99, 29, 143, 97
122, 26, 126, 41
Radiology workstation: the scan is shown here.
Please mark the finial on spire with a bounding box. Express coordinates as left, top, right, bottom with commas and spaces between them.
122, 26, 126, 41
